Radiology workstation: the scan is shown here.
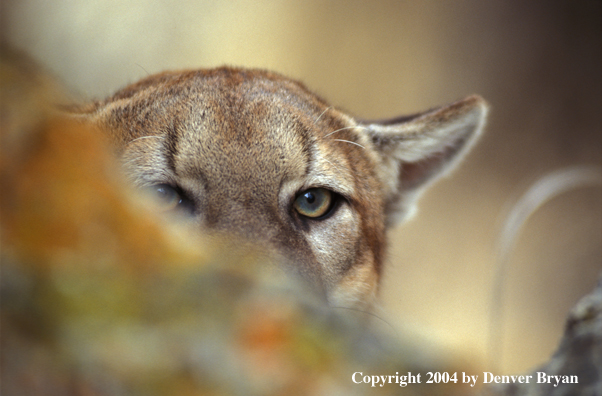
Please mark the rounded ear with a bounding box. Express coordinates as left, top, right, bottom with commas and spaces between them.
360, 95, 488, 227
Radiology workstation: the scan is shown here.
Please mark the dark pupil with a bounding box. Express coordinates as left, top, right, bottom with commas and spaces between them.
305, 192, 316, 204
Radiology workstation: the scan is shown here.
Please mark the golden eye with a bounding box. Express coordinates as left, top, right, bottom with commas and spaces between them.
293, 188, 334, 219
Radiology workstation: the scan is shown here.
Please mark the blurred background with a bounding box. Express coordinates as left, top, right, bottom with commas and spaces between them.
2, 0, 600, 375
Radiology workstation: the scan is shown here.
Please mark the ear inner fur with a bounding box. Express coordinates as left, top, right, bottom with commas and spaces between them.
361, 95, 488, 226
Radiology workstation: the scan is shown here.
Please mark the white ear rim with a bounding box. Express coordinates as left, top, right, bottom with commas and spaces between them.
365, 95, 488, 162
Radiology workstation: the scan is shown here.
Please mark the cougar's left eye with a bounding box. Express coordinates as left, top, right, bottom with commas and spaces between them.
293, 188, 334, 219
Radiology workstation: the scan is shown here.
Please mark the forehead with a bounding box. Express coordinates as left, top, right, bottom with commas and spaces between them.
176, 80, 312, 180
111, 69, 361, 196
172, 74, 332, 186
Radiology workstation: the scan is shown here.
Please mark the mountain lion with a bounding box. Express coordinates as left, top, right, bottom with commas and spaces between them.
70, 67, 488, 309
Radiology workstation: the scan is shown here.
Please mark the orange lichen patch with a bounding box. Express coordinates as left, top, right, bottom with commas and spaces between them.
236, 304, 300, 394
232, 296, 347, 395
238, 304, 294, 351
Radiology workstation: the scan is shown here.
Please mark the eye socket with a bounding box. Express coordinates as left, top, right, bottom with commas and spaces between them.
293, 188, 335, 219
147, 184, 193, 213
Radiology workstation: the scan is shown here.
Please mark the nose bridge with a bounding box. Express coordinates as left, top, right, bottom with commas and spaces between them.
208, 188, 282, 240
192, 97, 310, 247
202, 179, 328, 292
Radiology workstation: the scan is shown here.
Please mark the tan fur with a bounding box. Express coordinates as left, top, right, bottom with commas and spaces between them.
70, 67, 488, 309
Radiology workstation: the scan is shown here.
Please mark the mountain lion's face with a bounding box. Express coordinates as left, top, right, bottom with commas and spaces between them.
72, 67, 487, 308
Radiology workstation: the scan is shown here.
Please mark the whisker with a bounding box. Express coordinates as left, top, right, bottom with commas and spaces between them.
330, 305, 401, 339
321, 157, 346, 173
323, 125, 367, 138
129, 135, 165, 144
121, 156, 145, 166
135, 63, 151, 76
314, 106, 332, 124
333, 139, 365, 149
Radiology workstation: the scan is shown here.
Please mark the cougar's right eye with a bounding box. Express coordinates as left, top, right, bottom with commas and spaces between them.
146, 184, 192, 213
149, 184, 180, 210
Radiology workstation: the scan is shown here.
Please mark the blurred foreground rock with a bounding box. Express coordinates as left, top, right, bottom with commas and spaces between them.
1, 48, 473, 396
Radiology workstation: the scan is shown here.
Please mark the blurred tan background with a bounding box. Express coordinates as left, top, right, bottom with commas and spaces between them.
2, 0, 600, 375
